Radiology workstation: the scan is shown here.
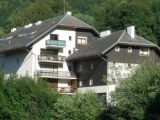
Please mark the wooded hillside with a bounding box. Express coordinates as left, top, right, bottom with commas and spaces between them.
0, 0, 160, 45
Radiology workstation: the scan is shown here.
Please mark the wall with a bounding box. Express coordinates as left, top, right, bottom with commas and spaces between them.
74, 58, 107, 87
106, 45, 159, 64
3, 50, 33, 77
76, 29, 98, 49
32, 28, 76, 88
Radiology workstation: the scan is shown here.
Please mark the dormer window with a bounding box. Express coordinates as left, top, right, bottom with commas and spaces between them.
139, 48, 150, 56
115, 46, 120, 52
77, 36, 87, 45
128, 47, 132, 53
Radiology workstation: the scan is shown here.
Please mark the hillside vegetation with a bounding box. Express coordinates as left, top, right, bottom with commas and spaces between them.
0, 0, 160, 45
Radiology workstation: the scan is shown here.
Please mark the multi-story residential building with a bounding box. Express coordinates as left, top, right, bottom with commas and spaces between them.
67, 26, 160, 100
0, 12, 99, 93
0, 12, 159, 99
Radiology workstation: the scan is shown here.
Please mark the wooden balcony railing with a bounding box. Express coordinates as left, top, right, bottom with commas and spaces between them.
58, 87, 77, 93
38, 55, 65, 62
38, 70, 76, 79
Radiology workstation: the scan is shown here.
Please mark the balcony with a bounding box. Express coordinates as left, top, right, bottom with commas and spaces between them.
46, 40, 66, 49
38, 70, 76, 79
38, 55, 65, 64
58, 87, 77, 94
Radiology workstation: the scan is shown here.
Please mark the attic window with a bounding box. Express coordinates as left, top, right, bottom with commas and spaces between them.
139, 48, 150, 56
77, 36, 87, 45
115, 46, 120, 52
128, 47, 132, 53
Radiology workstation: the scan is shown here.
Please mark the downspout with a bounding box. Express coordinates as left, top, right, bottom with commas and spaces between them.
25, 48, 37, 80
99, 54, 110, 105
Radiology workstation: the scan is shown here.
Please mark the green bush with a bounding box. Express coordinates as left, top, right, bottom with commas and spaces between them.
53, 91, 103, 120
107, 65, 160, 120
0, 73, 103, 120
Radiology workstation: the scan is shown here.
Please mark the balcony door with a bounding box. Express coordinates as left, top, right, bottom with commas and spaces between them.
50, 34, 59, 40
41, 49, 58, 56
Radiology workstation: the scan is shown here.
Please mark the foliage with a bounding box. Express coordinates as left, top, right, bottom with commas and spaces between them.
53, 91, 103, 120
0, 73, 102, 119
106, 65, 160, 120
95, 0, 160, 44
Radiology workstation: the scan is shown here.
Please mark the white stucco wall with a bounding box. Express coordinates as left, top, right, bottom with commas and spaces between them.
2, 28, 76, 86
31, 28, 76, 87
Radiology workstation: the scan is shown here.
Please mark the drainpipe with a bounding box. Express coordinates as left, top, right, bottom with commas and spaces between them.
25, 48, 37, 80
99, 54, 110, 116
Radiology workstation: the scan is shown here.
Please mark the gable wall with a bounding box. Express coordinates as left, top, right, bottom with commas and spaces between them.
76, 29, 98, 49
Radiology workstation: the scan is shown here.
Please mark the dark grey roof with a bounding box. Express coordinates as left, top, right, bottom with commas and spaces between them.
0, 14, 99, 53
67, 30, 159, 61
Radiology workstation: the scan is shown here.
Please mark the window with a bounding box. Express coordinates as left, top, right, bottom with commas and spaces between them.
128, 47, 132, 53
69, 66, 72, 71
89, 79, 93, 86
77, 36, 87, 45
69, 36, 72, 41
80, 65, 82, 71
68, 50, 72, 54
115, 46, 120, 52
139, 48, 150, 56
79, 81, 83, 87
91, 63, 94, 70
50, 34, 58, 40
17, 58, 19, 64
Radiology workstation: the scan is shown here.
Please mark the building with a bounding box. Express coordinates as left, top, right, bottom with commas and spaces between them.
0, 12, 99, 93
0, 13, 159, 97
67, 26, 160, 99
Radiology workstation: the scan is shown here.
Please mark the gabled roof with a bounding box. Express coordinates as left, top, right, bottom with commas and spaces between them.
0, 14, 99, 53
67, 30, 159, 61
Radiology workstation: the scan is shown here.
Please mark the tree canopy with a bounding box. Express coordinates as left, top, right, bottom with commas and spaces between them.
0, 0, 160, 45
106, 65, 160, 120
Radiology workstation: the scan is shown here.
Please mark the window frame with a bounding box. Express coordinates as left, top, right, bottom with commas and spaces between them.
79, 81, 83, 87
89, 79, 93, 86
91, 63, 94, 70
77, 36, 87, 45
128, 47, 132, 53
139, 48, 150, 56
115, 46, 120, 52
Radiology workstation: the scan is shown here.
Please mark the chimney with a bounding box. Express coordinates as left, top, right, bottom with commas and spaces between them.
35, 21, 42, 25
100, 30, 111, 37
127, 26, 135, 38
24, 23, 33, 28
11, 28, 16, 32
66, 11, 72, 15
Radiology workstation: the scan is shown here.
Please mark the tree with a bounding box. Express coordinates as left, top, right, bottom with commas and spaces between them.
53, 91, 103, 120
95, 0, 159, 44
106, 65, 160, 120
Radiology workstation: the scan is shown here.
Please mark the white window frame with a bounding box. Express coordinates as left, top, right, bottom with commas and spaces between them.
89, 79, 93, 86
115, 46, 120, 52
77, 36, 87, 45
128, 47, 132, 53
79, 81, 83, 87
91, 63, 94, 70
139, 48, 150, 56
80, 65, 82, 71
